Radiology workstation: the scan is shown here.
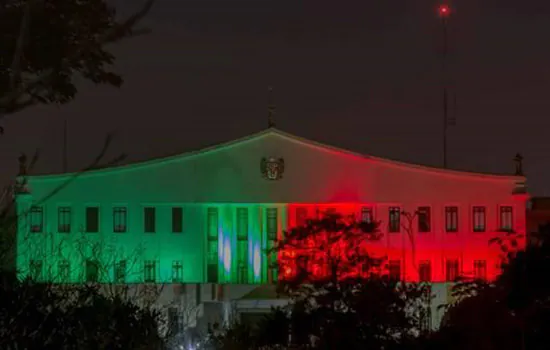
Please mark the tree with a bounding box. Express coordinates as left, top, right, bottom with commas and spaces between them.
0, 0, 155, 118
0, 271, 165, 349
271, 211, 428, 349
434, 225, 549, 350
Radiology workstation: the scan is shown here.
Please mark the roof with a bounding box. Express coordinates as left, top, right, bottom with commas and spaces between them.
27, 127, 524, 182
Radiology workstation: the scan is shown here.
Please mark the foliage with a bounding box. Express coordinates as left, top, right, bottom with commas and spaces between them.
0, 0, 154, 116
209, 212, 430, 350
434, 224, 550, 350
0, 271, 164, 349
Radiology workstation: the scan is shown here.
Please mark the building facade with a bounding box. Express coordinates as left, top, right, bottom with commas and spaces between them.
14, 128, 528, 333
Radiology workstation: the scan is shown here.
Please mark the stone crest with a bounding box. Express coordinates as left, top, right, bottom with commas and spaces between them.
261, 157, 285, 180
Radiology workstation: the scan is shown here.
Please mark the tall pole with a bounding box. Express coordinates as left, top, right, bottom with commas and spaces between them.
439, 4, 451, 168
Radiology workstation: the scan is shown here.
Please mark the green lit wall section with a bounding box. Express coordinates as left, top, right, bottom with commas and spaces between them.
15, 194, 287, 285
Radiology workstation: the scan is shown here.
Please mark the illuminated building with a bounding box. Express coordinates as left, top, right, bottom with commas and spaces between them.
14, 128, 528, 332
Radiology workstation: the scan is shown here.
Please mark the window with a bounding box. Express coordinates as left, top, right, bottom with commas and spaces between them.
237, 241, 248, 284
388, 207, 400, 233
86, 260, 99, 283
58, 260, 70, 282
172, 261, 183, 283
500, 206, 513, 231
237, 208, 248, 284
445, 206, 458, 232
388, 260, 401, 280
236, 208, 248, 240
85, 206, 99, 233
144, 207, 156, 233
361, 207, 373, 224
207, 208, 218, 240
446, 259, 459, 282
29, 206, 43, 233
168, 307, 181, 335
115, 260, 126, 283
296, 207, 308, 227
473, 260, 487, 280
58, 207, 71, 233
419, 260, 432, 282
417, 207, 431, 233
29, 259, 43, 281
172, 207, 183, 233
267, 208, 278, 240
113, 207, 127, 233
144, 260, 157, 283
472, 206, 486, 232
207, 208, 219, 283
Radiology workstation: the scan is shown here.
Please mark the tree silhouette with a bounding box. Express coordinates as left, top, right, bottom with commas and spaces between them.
0, 0, 155, 118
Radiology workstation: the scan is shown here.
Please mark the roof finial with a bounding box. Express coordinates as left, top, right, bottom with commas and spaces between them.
514, 153, 524, 176
267, 86, 276, 128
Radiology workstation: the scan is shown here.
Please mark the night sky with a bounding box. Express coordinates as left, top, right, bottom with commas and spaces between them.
3, 0, 550, 195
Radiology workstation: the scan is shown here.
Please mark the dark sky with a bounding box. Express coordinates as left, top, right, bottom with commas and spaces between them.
3, 0, 550, 195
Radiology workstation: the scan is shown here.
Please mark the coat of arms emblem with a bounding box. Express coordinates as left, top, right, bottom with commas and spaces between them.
261, 157, 285, 180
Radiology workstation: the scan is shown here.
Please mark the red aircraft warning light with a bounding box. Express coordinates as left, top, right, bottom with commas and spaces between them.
438, 4, 451, 18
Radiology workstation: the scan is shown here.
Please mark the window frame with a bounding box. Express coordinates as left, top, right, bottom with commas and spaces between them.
57, 206, 71, 233
388, 207, 401, 233
172, 207, 183, 233
499, 205, 514, 231
417, 206, 431, 233
85, 206, 100, 233
444, 206, 459, 233
472, 206, 486, 232
360, 206, 374, 224
143, 206, 156, 233
29, 205, 44, 233
418, 260, 432, 282
445, 259, 460, 282
113, 206, 128, 233
144, 260, 157, 283
172, 260, 183, 283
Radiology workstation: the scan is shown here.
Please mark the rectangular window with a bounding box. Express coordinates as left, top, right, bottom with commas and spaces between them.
388, 207, 400, 233
473, 260, 487, 280
86, 260, 99, 283
85, 206, 99, 233
172, 261, 183, 283
296, 207, 308, 227
29, 259, 43, 281
113, 207, 127, 233
500, 206, 513, 231
207, 208, 219, 240
446, 259, 459, 282
237, 241, 248, 284
29, 206, 43, 233
445, 206, 458, 232
58, 260, 70, 282
207, 208, 219, 283
144, 260, 156, 283
172, 207, 183, 233
267, 208, 278, 240
419, 260, 432, 282
361, 207, 373, 224
473, 206, 486, 232
417, 207, 431, 233
115, 260, 126, 283
388, 260, 401, 280
144, 207, 156, 233
58, 207, 71, 233
236, 208, 248, 240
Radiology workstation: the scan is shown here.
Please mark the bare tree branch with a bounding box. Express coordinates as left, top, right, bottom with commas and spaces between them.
0, 0, 156, 117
